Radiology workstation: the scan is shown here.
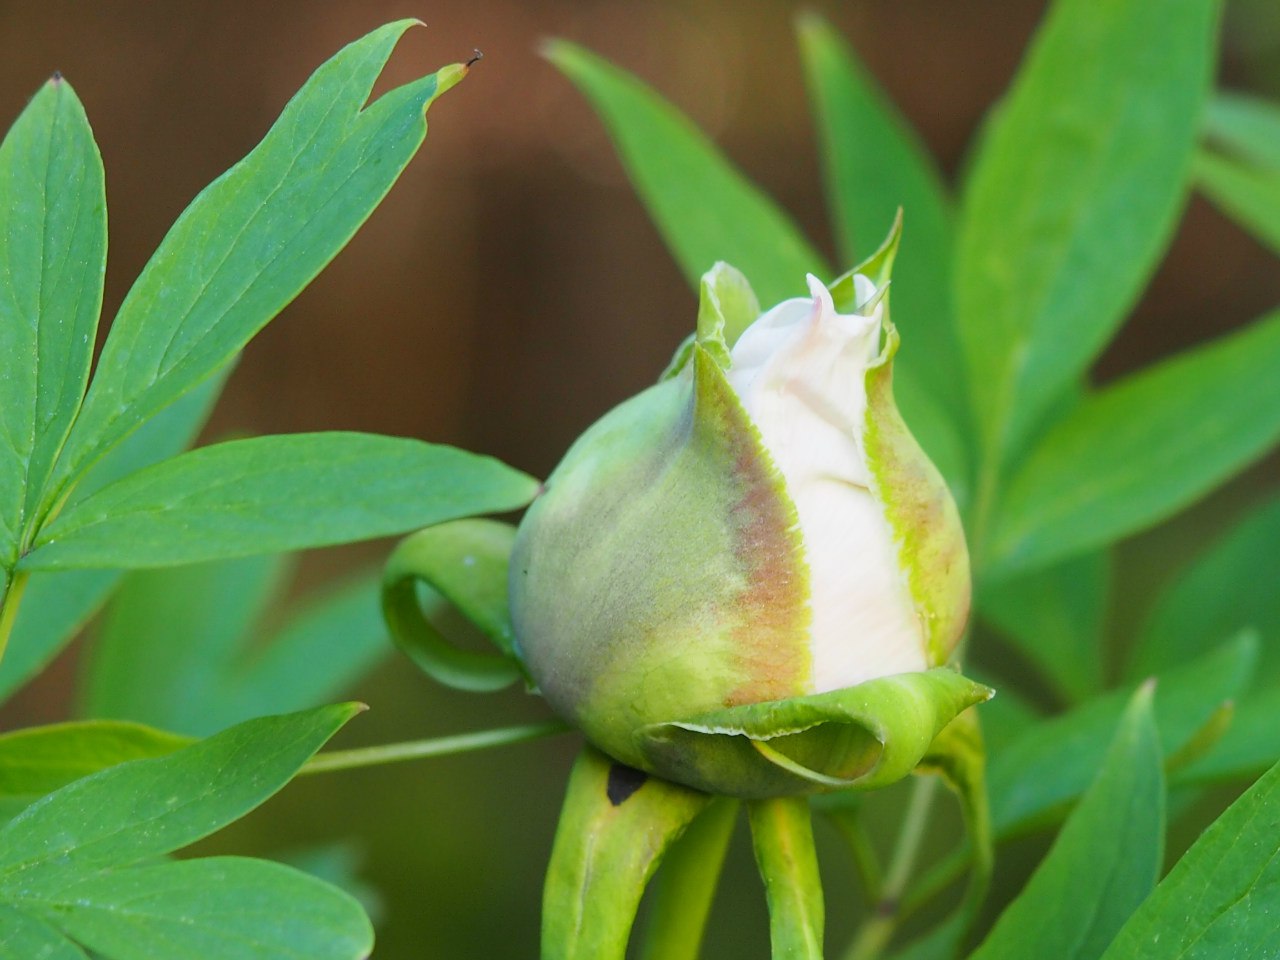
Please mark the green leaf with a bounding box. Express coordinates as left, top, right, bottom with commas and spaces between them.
796, 14, 965, 417
543, 39, 828, 307
1129, 497, 1280, 682
987, 635, 1253, 838
987, 309, 1280, 576
20, 432, 539, 570
0, 375, 224, 704
0, 905, 86, 960
41, 23, 467, 513
0, 703, 359, 880
980, 551, 1110, 703
0, 76, 106, 567
542, 746, 713, 960
971, 686, 1163, 960
382, 519, 524, 692
1204, 91, 1280, 169
1100, 756, 1280, 960
748, 797, 824, 960
0, 720, 189, 823
955, 0, 1220, 467
82, 554, 287, 733
1194, 149, 1280, 256
17, 857, 372, 960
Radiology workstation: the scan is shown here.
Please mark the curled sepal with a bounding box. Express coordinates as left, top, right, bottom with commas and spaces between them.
638, 669, 992, 798
542, 746, 712, 960
749, 797, 825, 960
382, 519, 525, 692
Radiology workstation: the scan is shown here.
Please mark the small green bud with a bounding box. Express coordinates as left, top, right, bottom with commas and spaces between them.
510, 243, 985, 797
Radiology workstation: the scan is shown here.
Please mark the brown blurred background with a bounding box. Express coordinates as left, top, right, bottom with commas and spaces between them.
1, 1, 1278, 957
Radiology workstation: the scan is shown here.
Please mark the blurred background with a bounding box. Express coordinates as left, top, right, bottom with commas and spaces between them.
1, 1, 1278, 957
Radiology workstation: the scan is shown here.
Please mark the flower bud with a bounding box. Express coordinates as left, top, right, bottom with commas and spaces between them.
510, 234, 983, 797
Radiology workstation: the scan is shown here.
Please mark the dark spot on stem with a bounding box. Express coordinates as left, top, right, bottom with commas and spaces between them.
606, 763, 647, 806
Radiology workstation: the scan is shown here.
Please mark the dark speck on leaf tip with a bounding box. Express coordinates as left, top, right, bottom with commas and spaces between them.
606, 763, 647, 806
51, 70, 63, 83
466, 48, 484, 67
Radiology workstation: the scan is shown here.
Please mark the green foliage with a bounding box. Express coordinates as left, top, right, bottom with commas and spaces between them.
542, 41, 828, 309
954, 0, 1219, 470
0, 20, 492, 960
1198, 92, 1280, 255
0, 706, 368, 960
1100, 757, 1280, 959
987, 309, 1280, 575
969, 687, 1164, 960
0, 75, 105, 571
21, 432, 537, 570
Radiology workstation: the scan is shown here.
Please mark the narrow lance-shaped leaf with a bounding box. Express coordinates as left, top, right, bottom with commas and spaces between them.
986, 634, 1253, 838
543, 39, 829, 308
796, 14, 967, 420
0, 373, 224, 705
968, 685, 1164, 960
0, 75, 106, 566
1100, 756, 1280, 959
39, 22, 469, 518
0, 905, 86, 960
20, 432, 540, 571
987, 308, 1280, 577
0, 703, 360, 881
17, 857, 371, 960
955, 0, 1220, 470
0, 720, 189, 824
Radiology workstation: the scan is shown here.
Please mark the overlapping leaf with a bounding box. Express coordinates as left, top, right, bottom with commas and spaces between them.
21, 433, 538, 570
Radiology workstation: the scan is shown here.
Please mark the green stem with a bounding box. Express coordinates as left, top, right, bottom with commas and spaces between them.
843, 776, 940, 960
749, 796, 825, 960
0, 569, 30, 671
639, 798, 739, 960
301, 720, 570, 775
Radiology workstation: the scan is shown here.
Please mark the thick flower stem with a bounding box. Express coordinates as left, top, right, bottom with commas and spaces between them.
0, 569, 30, 671
638, 798, 739, 960
748, 796, 825, 960
843, 776, 940, 960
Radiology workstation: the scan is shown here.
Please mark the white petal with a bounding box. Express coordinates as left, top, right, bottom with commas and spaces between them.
727, 274, 926, 692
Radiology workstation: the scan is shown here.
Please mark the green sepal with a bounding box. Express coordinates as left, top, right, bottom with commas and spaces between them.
382, 519, 525, 693
542, 745, 713, 960
829, 209, 901, 312
638, 668, 992, 798
512, 345, 810, 775
662, 261, 760, 379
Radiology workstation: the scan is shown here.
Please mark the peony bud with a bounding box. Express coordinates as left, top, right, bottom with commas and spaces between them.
510, 228, 985, 797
